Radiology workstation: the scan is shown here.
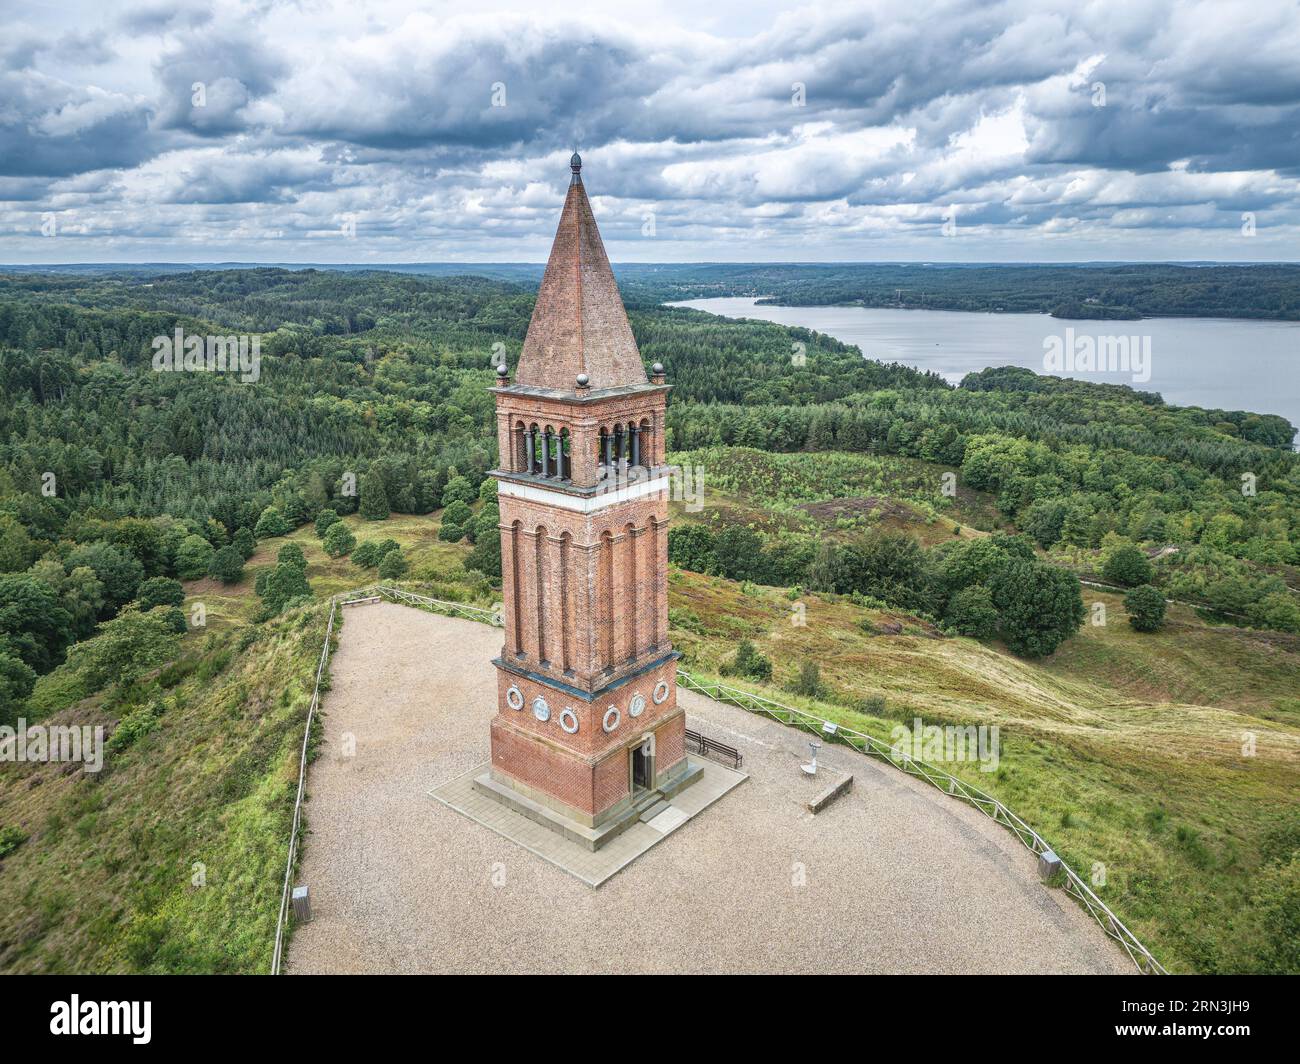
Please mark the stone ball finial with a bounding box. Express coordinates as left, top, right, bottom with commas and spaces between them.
496, 363, 509, 378
652, 362, 664, 374
575, 372, 589, 387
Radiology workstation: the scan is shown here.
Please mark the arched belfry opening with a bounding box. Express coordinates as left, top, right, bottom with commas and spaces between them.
478, 153, 700, 848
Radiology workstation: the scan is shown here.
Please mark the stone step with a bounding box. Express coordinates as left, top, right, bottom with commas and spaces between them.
638, 800, 673, 823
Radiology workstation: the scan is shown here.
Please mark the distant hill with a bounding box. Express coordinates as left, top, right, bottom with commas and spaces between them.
6, 261, 1299, 321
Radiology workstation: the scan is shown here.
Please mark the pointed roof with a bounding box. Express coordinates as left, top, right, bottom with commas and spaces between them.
513, 154, 648, 391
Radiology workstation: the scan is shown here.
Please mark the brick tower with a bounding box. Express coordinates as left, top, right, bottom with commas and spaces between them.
476, 153, 700, 849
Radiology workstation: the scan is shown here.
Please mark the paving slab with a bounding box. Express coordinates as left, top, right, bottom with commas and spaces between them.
431, 759, 746, 886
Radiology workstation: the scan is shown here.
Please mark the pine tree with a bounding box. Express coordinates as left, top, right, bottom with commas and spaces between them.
359, 469, 390, 520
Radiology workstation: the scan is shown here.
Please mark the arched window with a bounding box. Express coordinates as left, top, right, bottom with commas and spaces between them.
513, 421, 528, 473
527, 423, 540, 475
598, 427, 610, 479
638, 418, 652, 469
541, 425, 555, 478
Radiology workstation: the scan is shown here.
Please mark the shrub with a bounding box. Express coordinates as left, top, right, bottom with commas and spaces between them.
232, 527, 256, 560
276, 543, 307, 572
136, 577, 184, 611
1103, 544, 1153, 587
258, 562, 311, 617
1250, 592, 1300, 634
314, 510, 341, 538
174, 534, 215, 581
207, 545, 245, 584
253, 506, 291, 539
945, 585, 999, 639
854, 694, 888, 716
722, 639, 772, 682
108, 703, 162, 753
322, 522, 356, 558
465, 532, 501, 579
351, 541, 380, 568
668, 525, 717, 573
62, 607, 181, 693
1123, 584, 1167, 632
377, 549, 409, 580
441, 475, 476, 507
0, 825, 29, 859
791, 660, 823, 698
441, 499, 472, 539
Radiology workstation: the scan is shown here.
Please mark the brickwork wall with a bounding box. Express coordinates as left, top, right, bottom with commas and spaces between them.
489, 718, 597, 815
496, 488, 671, 689
654, 713, 686, 776
592, 746, 630, 814
493, 657, 678, 760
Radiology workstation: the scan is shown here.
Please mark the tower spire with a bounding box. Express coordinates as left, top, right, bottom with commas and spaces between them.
513, 153, 647, 392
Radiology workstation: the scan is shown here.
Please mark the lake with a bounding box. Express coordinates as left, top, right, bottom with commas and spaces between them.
668, 297, 1300, 432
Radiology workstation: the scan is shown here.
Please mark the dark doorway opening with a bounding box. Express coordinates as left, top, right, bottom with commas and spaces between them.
631, 745, 650, 791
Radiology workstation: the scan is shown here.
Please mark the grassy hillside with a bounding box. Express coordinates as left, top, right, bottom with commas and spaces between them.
0, 508, 495, 973
0, 604, 328, 972
664, 453, 1300, 975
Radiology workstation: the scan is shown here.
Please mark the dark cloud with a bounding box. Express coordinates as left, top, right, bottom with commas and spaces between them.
152, 30, 288, 135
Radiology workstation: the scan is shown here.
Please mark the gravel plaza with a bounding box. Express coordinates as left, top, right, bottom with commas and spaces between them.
286, 602, 1129, 975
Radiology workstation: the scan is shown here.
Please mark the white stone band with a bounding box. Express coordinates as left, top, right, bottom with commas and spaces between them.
497, 474, 671, 514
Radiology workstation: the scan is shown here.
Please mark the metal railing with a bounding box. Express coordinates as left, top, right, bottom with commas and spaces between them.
272, 588, 1164, 975
676, 670, 1167, 975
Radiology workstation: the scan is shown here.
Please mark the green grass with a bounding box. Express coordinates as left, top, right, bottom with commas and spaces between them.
665, 564, 1300, 974
0, 504, 489, 973
670, 446, 1000, 545
0, 609, 330, 972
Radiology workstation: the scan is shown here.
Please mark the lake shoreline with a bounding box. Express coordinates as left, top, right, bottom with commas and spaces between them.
668, 296, 1300, 433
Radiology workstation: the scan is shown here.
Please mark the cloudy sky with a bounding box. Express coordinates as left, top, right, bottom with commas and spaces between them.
3, 0, 1300, 263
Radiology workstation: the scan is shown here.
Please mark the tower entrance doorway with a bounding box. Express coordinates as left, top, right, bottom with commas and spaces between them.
631, 743, 652, 793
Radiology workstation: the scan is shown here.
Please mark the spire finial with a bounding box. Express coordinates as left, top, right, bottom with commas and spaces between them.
570, 149, 582, 185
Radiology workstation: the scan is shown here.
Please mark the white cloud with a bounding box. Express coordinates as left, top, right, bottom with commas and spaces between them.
2, 0, 1300, 261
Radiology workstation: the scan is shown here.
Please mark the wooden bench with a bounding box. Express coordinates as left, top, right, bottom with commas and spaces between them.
685, 728, 743, 770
